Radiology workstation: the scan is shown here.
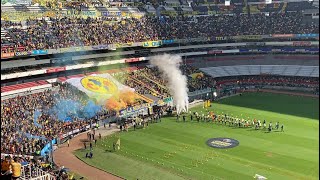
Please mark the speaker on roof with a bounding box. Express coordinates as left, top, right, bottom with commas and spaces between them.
266, 0, 272, 4
225, 0, 230, 6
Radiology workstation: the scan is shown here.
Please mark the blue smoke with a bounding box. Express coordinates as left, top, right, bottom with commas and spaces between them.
83, 100, 102, 119
50, 99, 101, 122
33, 110, 43, 128
19, 131, 47, 141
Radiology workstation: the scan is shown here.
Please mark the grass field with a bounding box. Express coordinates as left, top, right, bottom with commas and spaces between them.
74, 92, 319, 180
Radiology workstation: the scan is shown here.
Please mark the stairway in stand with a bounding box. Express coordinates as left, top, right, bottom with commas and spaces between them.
140, 72, 168, 90
128, 76, 160, 96
135, 93, 154, 103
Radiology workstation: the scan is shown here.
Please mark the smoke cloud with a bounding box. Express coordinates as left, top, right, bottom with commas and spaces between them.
49, 99, 102, 122
150, 54, 189, 114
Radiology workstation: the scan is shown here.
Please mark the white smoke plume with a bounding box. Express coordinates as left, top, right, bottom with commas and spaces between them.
150, 54, 189, 114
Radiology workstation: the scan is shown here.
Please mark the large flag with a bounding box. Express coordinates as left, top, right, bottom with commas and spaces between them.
116, 138, 121, 150
189, 72, 204, 79
66, 73, 134, 105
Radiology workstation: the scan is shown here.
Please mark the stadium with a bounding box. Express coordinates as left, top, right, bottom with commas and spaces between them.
1, 0, 319, 179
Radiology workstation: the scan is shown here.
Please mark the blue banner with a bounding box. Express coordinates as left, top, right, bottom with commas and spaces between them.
32, 49, 48, 55
295, 34, 319, 38
41, 139, 57, 156
161, 39, 175, 45
239, 48, 249, 52
257, 48, 272, 52
305, 48, 319, 52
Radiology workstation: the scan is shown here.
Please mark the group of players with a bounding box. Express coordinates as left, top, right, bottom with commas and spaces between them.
177, 111, 284, 132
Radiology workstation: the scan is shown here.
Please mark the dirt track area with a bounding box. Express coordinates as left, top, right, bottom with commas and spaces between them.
53, 126, 123, 180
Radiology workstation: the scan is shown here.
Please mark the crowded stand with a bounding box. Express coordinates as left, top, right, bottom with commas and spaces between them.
1, 12, 319, 53
124, 68, 171, 99
0, 84, 112, 156
1, 0, 319, 179
1, 65, 318, 179
214, 75, 319, 95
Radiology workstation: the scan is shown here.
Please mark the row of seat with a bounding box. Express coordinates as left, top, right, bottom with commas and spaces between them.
1, 81, 48, 92
200, 65, 319, 78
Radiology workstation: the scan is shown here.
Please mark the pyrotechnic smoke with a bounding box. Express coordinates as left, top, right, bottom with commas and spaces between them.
106, 97, 127, 111
49, 99, 101, 122
105, 90, 137, 111
149, 54, 189, 114
119, 90, 137, 105
33, 110, 43, 128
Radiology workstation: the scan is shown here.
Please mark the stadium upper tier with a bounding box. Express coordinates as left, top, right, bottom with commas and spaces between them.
1, 0, 317, 13
1, 12, 318, 55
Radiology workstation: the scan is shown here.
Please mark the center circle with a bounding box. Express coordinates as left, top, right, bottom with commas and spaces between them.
206, 137, 239, 149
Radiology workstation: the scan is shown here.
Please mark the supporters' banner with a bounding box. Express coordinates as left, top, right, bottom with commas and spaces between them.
143, 41, 162, 48
15, 51, 31, 56
272, 34, 294, 38
58, 46, 89, 53
305, 48, 319, 52
162, 39, 175, 45
232, 35, 263, 40
119, 97, 173, 117
62, 10, 98, 18
213, 36, 229, 41
1, 11, 57, 21
92, 44, 110, 50
32, 49, 48, 55
295, 34, 319, 38
292, 41, 311, 46
15, 0, 32, 5
46, 67, 66, 73
66, 73, 134, 104
125, 58, 141, 63
101, 11, 122, 17
1, 52, 14, 58
177, 37, 209, 43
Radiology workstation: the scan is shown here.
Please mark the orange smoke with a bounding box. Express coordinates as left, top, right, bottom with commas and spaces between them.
119, 90, 137, 105
105, 97, 127, 111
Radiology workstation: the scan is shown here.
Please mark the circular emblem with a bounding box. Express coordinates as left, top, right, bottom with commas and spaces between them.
206, 138, 239, 149
81, 76, 118, 94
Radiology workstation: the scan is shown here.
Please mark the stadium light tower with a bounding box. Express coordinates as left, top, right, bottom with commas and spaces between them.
265, 0, 272, 4
225, 0, 230, 6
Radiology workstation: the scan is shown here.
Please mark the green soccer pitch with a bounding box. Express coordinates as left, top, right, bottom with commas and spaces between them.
74, 92, 319, 180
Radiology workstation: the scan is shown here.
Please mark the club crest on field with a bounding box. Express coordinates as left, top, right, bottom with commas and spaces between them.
206, 138, 239, 149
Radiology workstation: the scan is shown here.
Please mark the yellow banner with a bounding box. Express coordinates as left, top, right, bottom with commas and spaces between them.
143, 41, 162, 48
190, 73, 204, 79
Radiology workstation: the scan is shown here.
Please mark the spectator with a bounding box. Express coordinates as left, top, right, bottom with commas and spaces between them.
11, 157, 22, 180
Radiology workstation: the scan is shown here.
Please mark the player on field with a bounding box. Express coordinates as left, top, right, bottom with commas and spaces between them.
275, 122, 279, 130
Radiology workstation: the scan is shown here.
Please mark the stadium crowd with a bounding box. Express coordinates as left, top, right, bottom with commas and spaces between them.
0, 85, 111, 156
1, 65, 318, 179
215, 75, 319, 88
1, 12, 318, 53
1, 154, 75, 180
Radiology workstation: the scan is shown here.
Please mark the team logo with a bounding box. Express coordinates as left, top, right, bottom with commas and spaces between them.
206, 138, 239, 149
81, 76, 118, 94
